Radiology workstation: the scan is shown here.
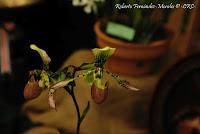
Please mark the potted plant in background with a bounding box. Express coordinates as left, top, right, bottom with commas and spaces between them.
72, 0, 178, 76
95, 0, 178, 76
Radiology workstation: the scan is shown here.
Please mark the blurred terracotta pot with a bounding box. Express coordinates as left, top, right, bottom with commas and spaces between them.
94, 21, 173, 76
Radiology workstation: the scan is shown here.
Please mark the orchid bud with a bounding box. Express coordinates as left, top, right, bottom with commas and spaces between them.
24, 76, 42, 100
30, 44, 51, 65
91, 82, 108, 104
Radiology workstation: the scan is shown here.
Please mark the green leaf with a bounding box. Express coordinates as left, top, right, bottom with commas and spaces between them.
92, 47, 116, 67
58, 72, 66, 81
30, 44, 51, 65
52, 71, 66, 82
80, 63, 95, 70
133, 9, 142, 27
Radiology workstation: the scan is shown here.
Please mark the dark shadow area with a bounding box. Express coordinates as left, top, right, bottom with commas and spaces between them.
0, 0, 96, 133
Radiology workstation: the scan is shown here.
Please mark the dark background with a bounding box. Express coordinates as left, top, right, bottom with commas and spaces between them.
0, 0, 96, 133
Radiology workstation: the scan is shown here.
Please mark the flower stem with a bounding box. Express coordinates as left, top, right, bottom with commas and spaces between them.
71, 89, 81, 134
64, 65, 90, 134
66, 88, 90, 134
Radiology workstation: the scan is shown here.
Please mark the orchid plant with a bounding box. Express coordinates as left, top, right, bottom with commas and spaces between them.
23, 44, 139, 134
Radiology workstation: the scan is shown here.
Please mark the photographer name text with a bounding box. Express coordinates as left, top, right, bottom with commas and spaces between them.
115, 3, 195, 9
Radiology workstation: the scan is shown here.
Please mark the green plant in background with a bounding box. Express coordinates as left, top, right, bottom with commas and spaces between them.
72, 0, 180, 44
107, 0, 180, 43
23, 44, 139, 134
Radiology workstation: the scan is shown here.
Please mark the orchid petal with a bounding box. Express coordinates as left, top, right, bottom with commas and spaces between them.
118, 80, 140, 91
91, 82, 108, 104
48, 95, 56, 109
92, 47, 116, 67
105, 70, 140, 91
30, 44, 51, 65
51, 78, 74, 89
83, 70, 94, 86
124, 83, 140, 91
94, 78, 108, 90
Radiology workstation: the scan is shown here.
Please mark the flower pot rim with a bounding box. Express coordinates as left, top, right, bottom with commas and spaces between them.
94, 21, 173, 49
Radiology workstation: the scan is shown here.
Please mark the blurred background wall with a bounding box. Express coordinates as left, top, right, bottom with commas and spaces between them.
0, 0, 96, 133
